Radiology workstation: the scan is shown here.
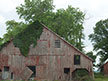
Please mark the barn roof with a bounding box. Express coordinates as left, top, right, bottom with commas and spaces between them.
0, 21, 93, 62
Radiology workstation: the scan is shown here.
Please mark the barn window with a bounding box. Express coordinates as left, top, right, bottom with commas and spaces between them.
28, 66, 36, 78
74, 55, 80, 65
64, 68, 70, 74
55, 40, 61, 48
4, 66, 9, 71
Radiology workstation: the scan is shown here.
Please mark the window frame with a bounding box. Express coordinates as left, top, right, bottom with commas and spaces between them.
55, 40, 61, 48
64, 68, 70, 74
74, 55, 81, 65
4, 66, 9, 72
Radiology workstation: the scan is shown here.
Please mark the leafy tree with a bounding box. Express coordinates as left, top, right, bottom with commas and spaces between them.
3, 20, 27, 42
44, 6, 85, 51
16, 0, 85, 51
89, 19, 108, 64
16, 0, 54, 23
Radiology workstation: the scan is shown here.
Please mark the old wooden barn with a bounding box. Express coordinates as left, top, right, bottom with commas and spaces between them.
0, 22, 94, 81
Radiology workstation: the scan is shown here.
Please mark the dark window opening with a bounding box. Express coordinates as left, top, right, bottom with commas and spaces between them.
64, 68, 70, 74
28, 66, 36, 78
4, 66, 9, 71
0, 69, 2, 79
74, 55, 80, 65
55, 40, 61, 48
0, 69, 2, 72
11, 72, 13, 79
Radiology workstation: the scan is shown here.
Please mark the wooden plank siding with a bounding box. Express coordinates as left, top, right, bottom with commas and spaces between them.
0, 25, 93, 80
104, 62, 108, 76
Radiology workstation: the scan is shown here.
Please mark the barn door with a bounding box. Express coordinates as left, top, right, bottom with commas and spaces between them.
2, 66, 9, 80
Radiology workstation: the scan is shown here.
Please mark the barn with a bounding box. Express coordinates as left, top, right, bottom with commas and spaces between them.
102, 59, 108, 76
0, 21, 94, 81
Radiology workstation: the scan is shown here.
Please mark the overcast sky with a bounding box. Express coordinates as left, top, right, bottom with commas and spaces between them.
0, 0, 108, 53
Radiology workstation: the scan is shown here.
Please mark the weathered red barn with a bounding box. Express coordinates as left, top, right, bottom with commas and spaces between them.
103, 60, 108, 76
0, 23, 94, 80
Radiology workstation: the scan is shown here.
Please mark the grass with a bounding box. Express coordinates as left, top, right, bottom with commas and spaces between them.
95, 77, 108, 81
1, 73, 108, 81
94, 73, 108, 81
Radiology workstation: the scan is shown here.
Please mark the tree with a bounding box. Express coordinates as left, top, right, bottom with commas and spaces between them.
89, 19, 108, 64
3, 20, 27, 42
16, 0, 85, 51
0, 38, 2, 45
16, 0, 54, 23
44, 6, 85, 51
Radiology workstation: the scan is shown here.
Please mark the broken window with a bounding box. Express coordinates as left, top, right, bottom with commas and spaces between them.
64, 68, 70, 74
27, 66, 36, 78
74, 55, 80, 65
4, 66, 9, 71
55, 40, 61, 48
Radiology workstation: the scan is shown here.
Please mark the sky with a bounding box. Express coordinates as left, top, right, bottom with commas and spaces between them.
0, 0, 108, 54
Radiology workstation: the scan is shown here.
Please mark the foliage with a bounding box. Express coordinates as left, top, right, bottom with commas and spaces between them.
0, 37, 2, 45
95, 73, 108, 81
44, 6, 85, 51
13, 20, 43, 56
16, 0, 54, 23
16, 0, 85, 51
3, 20, 27, 43
89, 19, 108, 64
73, 69, 92, 81
95, 78, 108, 81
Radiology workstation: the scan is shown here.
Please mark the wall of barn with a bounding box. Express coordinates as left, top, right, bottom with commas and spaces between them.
0, 27, 93, 80
104, 62, 108, 76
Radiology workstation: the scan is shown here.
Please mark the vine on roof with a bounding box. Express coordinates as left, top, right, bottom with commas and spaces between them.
13, 20, 43, 56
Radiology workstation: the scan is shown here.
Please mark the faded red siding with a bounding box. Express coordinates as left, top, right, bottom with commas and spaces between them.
0, 27, 93, 80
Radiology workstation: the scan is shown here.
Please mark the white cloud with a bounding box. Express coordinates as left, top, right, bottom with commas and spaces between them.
0, 15, 5, 23
54, 0, 71, 10
0, 0, 24, 38
0, 0, 24, 13
0, 0, 16, 12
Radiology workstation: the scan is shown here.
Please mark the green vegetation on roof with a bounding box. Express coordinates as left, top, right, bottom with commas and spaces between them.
13, 20, 43, 56
0, 21, 43, 57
